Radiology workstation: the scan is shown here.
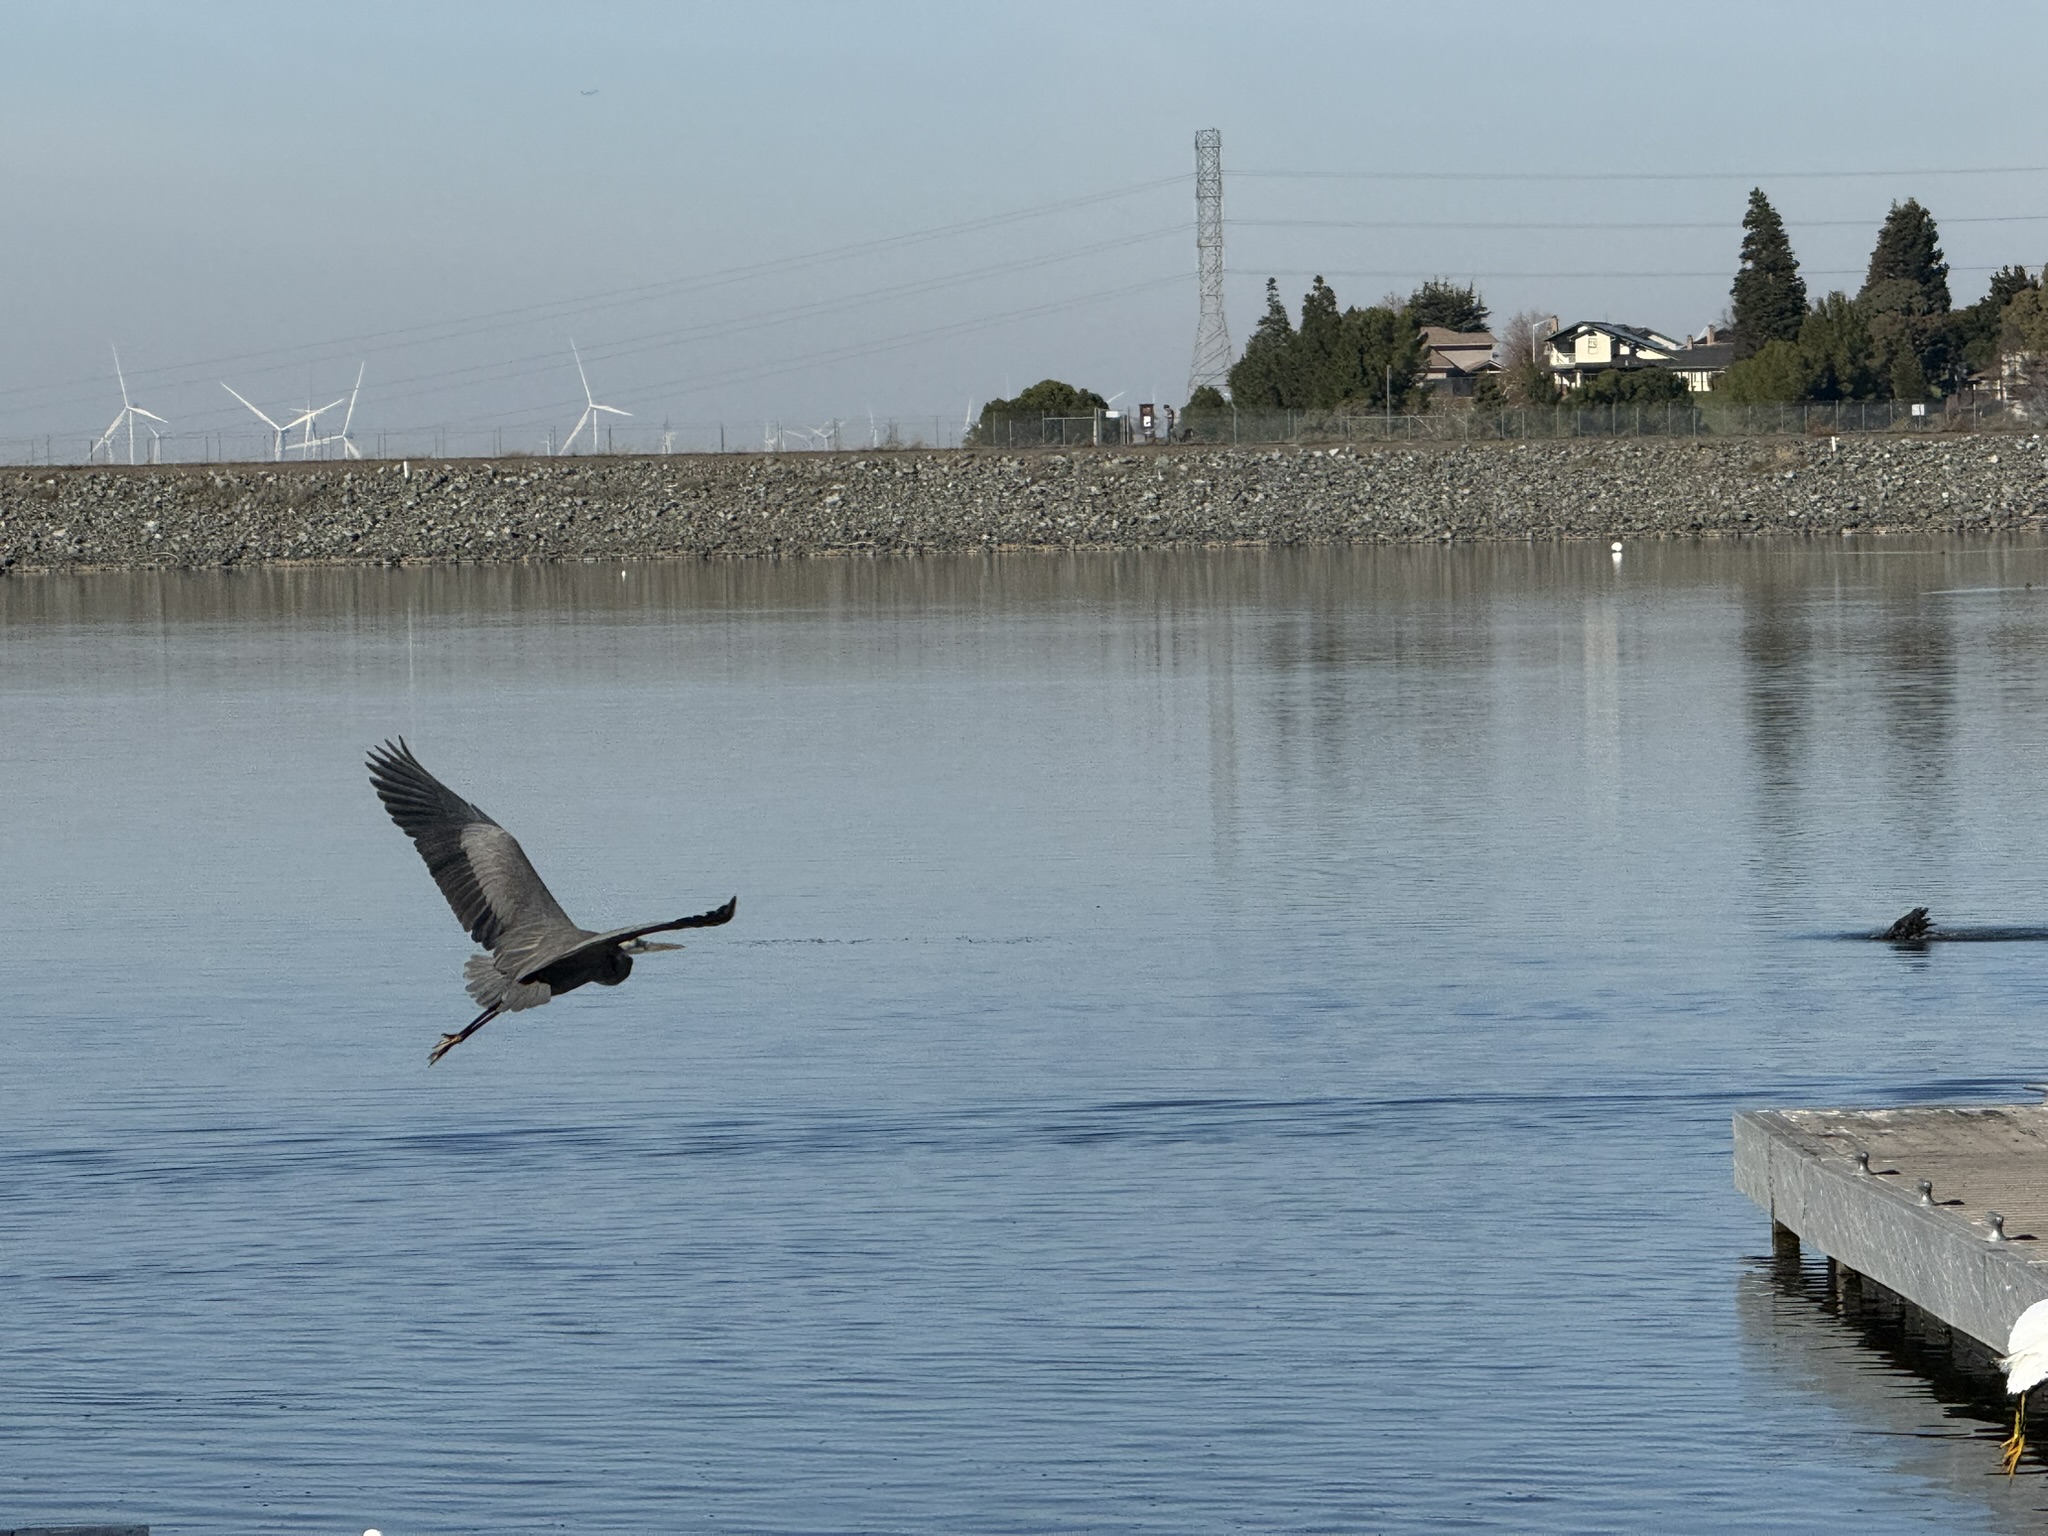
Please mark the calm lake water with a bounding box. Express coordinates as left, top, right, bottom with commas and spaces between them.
9, 539, 2048, 1533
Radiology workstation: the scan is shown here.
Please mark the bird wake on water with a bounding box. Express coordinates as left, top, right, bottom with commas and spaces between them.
367, 739, 736, 1064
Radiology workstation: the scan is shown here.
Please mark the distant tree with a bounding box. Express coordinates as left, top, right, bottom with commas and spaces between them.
1567, 366, 1689, 408
1862, 199, 1952, 313
1469, 372, 1507, 410
1729, 189, 1808, 361
972, 379, 1108, 443
1339, 301, 1428, 409
1175, 383, 1230, 441
1226, 276, 1426, 411
2004, 281, 2048, 355
1496, 309, 1559, 404
1228, 278, 1300, 407
1407, 278, 1489, 332
1506, 360, 1558, 405
1797, 292, 1881, 400
2002, 281, 2048, 403
1888, 351, 1930, 401
1855, 202, 1956, 397
1715, 339, 1814, 403
1987, 263, 2038, 311
1952, 264, 2039, 375
1295, 276, 1349, 405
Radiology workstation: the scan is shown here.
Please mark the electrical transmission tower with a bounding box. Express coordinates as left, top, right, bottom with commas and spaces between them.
1187, 128, 1231, 400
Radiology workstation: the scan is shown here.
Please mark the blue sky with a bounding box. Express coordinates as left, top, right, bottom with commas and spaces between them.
3, 2, 2045, 451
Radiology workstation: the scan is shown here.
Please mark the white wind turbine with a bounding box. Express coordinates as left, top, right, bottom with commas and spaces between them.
561, 341, 629, 454
223, 381, 343, 460
295, 364, 365, 459
222, 383, 290, 460
94, 345, 167, 465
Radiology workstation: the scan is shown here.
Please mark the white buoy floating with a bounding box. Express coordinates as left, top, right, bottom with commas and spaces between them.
1610, 540, 1623, 567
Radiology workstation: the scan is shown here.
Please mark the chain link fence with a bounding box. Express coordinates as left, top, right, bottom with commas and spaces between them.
1, 399, 2037, 467
1167, 398, 2038, 445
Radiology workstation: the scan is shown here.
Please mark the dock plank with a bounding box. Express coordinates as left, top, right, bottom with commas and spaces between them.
1734, 1105, 2048, 1351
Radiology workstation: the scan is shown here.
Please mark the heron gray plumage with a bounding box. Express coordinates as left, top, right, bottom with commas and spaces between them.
367, 738, 737, 1064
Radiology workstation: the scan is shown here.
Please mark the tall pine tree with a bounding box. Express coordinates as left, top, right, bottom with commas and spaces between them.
1228, 278, 1300, 408
1406, 279, 1488, 332
1729, 189, 1807, 361
1295, 277, 1348, 404
1859, 199, 1954, 396
1861, 199, 1950, 313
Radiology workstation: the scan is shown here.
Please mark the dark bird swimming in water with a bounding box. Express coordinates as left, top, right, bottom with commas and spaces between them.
367, 739, 737, 1064
1881, 907, 1933, 943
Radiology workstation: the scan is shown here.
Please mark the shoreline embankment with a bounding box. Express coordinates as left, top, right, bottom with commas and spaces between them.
3, 435, 2045, 574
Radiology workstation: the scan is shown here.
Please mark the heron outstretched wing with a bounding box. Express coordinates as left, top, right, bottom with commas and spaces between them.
511, 897, 739, 984
366, 738, 578, 951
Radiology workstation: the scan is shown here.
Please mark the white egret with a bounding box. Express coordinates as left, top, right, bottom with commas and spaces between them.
2000, 1297, 2048, 1473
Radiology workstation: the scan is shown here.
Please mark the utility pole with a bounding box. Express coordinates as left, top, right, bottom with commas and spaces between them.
1187, 129, 1231, 402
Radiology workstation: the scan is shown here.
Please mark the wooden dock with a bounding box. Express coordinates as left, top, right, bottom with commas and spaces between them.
1735, 1104, 2048, 1351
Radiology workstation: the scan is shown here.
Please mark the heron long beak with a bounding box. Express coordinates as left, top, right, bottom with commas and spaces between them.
623, 939, 684, 954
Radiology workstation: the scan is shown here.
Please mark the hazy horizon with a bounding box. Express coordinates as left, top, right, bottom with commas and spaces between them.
5, 1, 2045, 452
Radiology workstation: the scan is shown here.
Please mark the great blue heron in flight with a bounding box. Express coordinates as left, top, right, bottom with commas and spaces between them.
367, 739, 737, 1064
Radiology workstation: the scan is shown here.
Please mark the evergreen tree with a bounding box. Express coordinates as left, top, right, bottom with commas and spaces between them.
1987, 263, 2039, 310
1406, 278, 1488, 332
2003, 282, 2048, 403
972, 379, 1108, 442
1953, 264, 2039, 373
2004, 281, 2048, 356
1568, 366, 1689, 408
1295, 276, 1348, 405
1861, 199, 1951, 313
1729, 189, 1807, 361
1228, 278, 1300, 408
1797, 292, 1880, 400
1715, 340, 1814, 403
1225, 276, 1429, 413
1335, 302, 1427, 408
1888, 351, 1930, 402
1858, 201, 1955, 396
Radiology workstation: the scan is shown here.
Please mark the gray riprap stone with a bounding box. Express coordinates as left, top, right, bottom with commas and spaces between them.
2, 436, 2046, 573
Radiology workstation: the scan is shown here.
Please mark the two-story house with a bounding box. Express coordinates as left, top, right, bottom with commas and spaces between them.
1543, 321, 1685, 391
1544, 320, 1736, 395
1420, 327, 1500, 396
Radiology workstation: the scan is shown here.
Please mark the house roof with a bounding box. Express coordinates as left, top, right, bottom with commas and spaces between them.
1422, 327, 1498, 376
1672, 341, 1736, 372
1551, 320, 1684, 354
1421, 327, 1495, 349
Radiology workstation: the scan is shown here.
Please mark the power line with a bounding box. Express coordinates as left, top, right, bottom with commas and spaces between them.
1238, 165, 2048, 183
1234, 213, 2048, 232
1252, 264, 2022, 281
0, 174, 1189, 410
270, 225, 1193, 425
435, 274, 1198, 433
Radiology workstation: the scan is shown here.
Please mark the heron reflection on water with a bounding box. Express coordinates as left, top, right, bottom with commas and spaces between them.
368, 739, 737, 1064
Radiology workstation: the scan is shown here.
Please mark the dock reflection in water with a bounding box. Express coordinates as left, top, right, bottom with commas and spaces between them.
1737, 1244, 2048, 1528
